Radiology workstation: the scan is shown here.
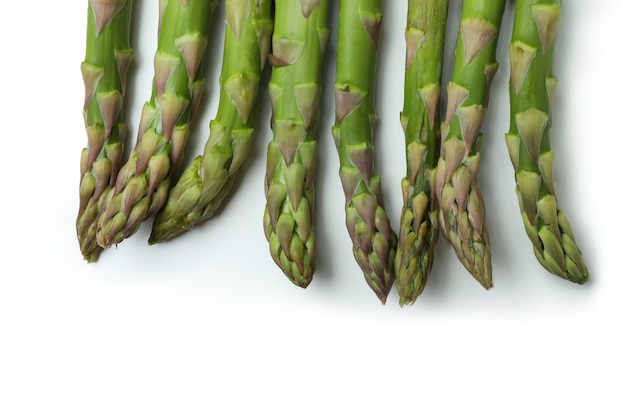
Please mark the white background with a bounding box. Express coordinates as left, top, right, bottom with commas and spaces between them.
1, 0, 624, 415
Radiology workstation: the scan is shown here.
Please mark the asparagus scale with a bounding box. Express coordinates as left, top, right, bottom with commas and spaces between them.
96, 0, 218, 249
149, 0, 274, 244
263, 0, 331, 288
506, 0, 588, 283
395, 0, 448, 305
333, 0, 397, 304
435, 0, 506, 289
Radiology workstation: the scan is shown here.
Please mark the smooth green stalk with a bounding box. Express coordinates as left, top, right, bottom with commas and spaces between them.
506, 0, 588, 283
434, 0, 506, 289
333, 0, 397, 304
96, 0, 218, 248
149, 0, 274, 244
263, 0, 330, 288
77, 0, 134, 262
395, 0, 448, 306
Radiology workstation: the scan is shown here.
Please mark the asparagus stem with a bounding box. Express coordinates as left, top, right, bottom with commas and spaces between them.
395, 0, 448, 305
333, 0, 397, 304
434, 0, 506, 289
506, 0, 588, 283
263, 0, 331, 288
77, 0, 134, 262
96, 0, 218, 248
149, 0, 274, 244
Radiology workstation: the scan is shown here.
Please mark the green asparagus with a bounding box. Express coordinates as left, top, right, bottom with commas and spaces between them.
395, 0, 448, 305
96, 0, 218, 248
333, 0, 397, 304
506, 0, 588, 283
77, 0, 134, 262
434, 0, 506, 289
263, 0, 330, 288
149, 0, 274, 244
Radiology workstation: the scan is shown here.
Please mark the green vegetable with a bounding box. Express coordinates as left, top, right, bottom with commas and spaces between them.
333, 0, 397, 304
505, 0, 588, 283
149, 0, 274, 244
96, 0, 218, 248
76, 0, 134, 262
263, 0, 330, 288
434, 0, 506, 289
395, 0, 448, 305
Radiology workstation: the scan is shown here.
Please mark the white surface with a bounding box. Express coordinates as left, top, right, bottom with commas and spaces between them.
1, 1, 624, 415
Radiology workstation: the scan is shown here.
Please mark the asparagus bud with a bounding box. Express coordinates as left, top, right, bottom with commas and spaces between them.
263, 0, 331, 288
395, 0, 448, 305
435, 0, 506, 289
333, 0, 397, 304
77, 0, 134, 262
506, 0, 588, 283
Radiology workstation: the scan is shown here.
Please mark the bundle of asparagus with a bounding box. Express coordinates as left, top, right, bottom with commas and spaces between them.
76, 0, 590, 301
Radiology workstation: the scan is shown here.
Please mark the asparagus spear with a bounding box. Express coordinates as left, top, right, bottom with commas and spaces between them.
506, 0, 588, 283
333, 0, 397, 304
149, 0, 274, 244
263, 0, 330, 288
395, 0, 448, 306
77, 0, 134, 262
96, 0, 218, 248
434, 0, 506, 289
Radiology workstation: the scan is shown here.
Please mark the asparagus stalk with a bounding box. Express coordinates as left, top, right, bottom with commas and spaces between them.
506, 0, 588, 283
149, 0, 274, 244
263, 0, 330, 288
96, 0, 218, 248
77, 0, 134, 262
395, 0, 448, 305
333, 0, 397, 304
434, 0, 506, 289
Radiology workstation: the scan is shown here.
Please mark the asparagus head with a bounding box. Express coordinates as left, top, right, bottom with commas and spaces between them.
77, 0, 134, 262
395, 0, 448, 305
435, 0, 506, 289
506, 0, 588, 283
333, 0, 397, 304
263, 0, 331, 288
